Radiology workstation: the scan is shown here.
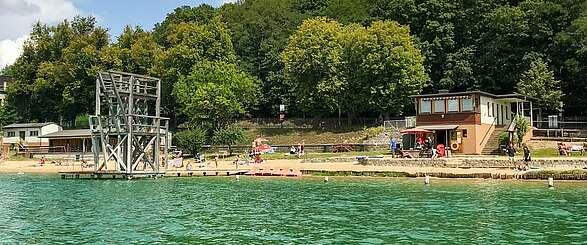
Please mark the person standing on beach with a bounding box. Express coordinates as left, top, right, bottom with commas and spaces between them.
523, 144, 531, 162
506, 142, 516, 162
390, 138, 398, 157
301, 140, 305, 156
297, 142, 302, 158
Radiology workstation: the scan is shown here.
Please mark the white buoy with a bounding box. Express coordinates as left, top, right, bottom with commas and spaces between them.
425, 175, 430, 185
324, 176, 329, 182
236, 175, 240, 181
548, 177, 554, 188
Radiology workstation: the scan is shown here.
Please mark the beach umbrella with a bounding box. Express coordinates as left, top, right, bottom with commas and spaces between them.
254, 144, 274, 154
400, 128, 432, 134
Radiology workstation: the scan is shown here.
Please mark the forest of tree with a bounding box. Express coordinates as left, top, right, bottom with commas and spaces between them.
1, 0, 586, 130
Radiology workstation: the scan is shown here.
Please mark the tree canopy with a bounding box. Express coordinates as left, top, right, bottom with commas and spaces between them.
3, 0, 587, 129
282, 17, 427, 118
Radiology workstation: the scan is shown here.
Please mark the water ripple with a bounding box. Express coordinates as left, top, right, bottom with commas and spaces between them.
0, 175, 586, 244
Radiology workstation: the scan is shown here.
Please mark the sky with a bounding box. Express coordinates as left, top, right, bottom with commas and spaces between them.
0, 0, 236, 69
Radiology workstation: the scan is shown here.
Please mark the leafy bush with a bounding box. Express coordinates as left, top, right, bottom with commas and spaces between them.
499, 132, 519, 146
174, 126, 208, 155
515, 115, 530, 144
74, 114, 90, 129
498, 132, 509, 146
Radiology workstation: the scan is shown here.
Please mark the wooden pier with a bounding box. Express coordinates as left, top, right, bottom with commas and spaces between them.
59, 169, 249, 180
60, 171, 165, 180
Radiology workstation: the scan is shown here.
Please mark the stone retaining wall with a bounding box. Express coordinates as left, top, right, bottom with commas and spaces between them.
303, 157, 359, 163
359, 158, 587, 168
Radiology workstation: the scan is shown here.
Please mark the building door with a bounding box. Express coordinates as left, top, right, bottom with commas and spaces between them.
436, 130, 447, 146
19, 131, 25, 140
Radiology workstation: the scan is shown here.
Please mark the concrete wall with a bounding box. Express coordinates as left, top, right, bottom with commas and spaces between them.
359, 158, 587, 169
480, 96, 512, 126
446, 124, 494, 155
476, 123, 495, 153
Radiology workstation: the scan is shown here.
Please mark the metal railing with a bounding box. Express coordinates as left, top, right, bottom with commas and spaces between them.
532, 120, 587, 139
480, 117, 498, 146
238, 117, 382, 129
533, 120, 587, 130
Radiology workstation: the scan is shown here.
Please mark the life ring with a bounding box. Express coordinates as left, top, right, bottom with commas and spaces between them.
450, 142, 460, 151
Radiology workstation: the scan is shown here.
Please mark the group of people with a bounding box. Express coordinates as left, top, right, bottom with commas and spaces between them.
558, 142, 586, 156
391, 136, 446, 159
289, 140, 305, 158
503, 142, 531, 162
419, 137, 444, 159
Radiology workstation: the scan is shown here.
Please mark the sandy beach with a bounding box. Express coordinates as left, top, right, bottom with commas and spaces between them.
2, 157, 585, 177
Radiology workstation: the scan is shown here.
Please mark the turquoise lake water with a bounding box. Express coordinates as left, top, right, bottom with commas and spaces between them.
0, 175, 586, 244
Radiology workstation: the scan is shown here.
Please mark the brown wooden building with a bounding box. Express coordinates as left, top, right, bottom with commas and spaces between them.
410, 90, 532, 154
40, 129, 92, 153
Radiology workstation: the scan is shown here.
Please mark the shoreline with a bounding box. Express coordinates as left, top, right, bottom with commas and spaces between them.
2, 158, 587, 180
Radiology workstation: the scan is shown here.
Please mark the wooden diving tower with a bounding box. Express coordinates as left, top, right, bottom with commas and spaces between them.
87, 71, 169, 179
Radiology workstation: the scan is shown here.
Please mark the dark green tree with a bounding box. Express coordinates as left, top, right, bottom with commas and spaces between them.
213, 125, 247, 155
173, 61, 260, 129
5, 16, 109, 125
517, 56, 562, 111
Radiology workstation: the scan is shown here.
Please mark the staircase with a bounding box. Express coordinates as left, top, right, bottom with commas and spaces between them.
481, 127, 506, 155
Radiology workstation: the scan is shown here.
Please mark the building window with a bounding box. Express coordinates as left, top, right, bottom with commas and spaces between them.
420, 100, 431, 113
448, 99, 459, 112
463, 129, 468, 138
7, 132, 15, 137
462, 98, 473, 111
434, 100, 445, 113
29, 131, 38, 137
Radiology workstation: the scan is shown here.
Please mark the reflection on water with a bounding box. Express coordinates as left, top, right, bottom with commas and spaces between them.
0, 175, 585, 244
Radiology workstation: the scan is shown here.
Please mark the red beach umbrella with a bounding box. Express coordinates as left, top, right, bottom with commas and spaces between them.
400, 128, 433, 134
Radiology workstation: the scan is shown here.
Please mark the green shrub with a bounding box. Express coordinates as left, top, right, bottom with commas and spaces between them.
174, 126, 208, 155
515, 115, 530, 144
499, 132, 518, 146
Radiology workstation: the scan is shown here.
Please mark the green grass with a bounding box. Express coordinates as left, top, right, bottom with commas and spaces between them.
529, 148, 585, 158
201, 151, 390, 161
242, 126, 384, 145
6, 154, 33, 161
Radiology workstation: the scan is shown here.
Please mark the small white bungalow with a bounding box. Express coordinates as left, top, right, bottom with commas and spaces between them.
2, 123, 62, 147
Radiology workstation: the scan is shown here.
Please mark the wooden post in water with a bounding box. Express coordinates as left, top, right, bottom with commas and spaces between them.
425, 175, 430, 185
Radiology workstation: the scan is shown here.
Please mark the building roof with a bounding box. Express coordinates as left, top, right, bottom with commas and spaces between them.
416, 125, 459, 130
3, 122, 56, 129
39, 129, 91, 139
410, 90, 533, 101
